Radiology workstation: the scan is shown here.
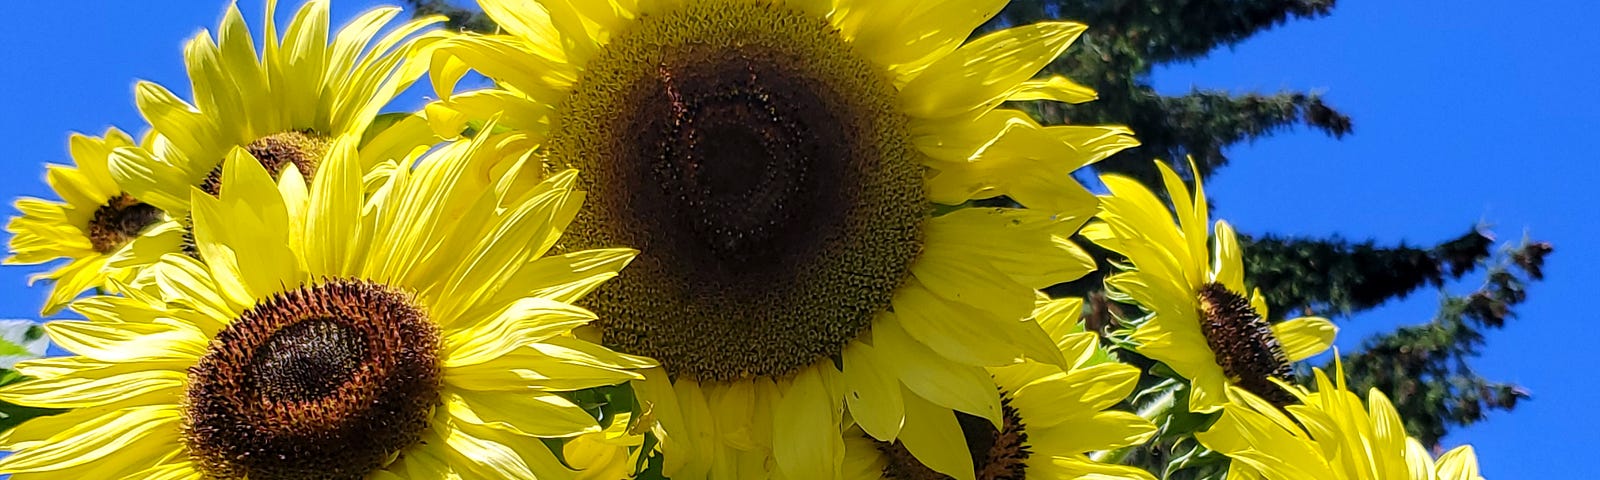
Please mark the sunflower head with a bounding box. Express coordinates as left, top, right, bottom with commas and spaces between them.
545, 0, 927, 382
1087, 159, 1337, 412
429, 0, 1133, 477
110, 0, 443, 218
5, 128, 180, 314
0, 130, 651, 479
183, 280, 441, 479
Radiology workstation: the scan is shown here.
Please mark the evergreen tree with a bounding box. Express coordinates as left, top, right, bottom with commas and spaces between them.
400, 0, 1548, 450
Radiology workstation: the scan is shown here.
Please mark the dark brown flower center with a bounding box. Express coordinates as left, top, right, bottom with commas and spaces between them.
1196, 282, 1295, 406
547, 0, 925, 381
878, 395, 1030, 480
184, 279, 440, 480
85, 193, 161, 253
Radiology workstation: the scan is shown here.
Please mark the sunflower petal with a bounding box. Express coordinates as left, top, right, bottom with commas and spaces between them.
1273, 317, 1337, 362
900, 22, 1086, 119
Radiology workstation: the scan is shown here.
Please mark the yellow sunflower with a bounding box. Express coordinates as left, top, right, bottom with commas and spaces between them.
108, 0, 440, 221
427, 0, 1138, 477
6, 128, 183, 314
844, 296, 1159, 480
1084, 160, 1339, 413
0, 135, 652, 479
1196, 361, 1485, 480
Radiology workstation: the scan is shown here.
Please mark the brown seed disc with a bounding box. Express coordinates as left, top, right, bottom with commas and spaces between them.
183, 279, 440, 480
547, 0, 926, 382
85, 192, 162, 253
1196, 282, 1296, 406
877, 393, 1030, 480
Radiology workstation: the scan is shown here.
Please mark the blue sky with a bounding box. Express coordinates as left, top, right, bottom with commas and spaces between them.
0, 1, 1593, 477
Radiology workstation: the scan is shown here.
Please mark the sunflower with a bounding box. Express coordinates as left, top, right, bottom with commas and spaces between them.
1196, 361, 1485, 480
1084, 159, 1338, 412
847, 296, 1159, 480
108, 0, 440, 222
427, 0, 1137, 477
0, 135, 653, 479
5, 128, 184, 314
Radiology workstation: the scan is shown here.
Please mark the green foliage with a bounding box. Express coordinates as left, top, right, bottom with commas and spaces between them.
402, 0, 494, 33
1240, 228, 1494, 317
1338, 239, 1550, 447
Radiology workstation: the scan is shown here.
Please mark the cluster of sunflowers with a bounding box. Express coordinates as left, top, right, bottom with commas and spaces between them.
0, 0, 1487, 479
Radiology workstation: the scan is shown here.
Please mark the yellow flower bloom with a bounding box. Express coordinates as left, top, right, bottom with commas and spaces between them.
1084, 159, 1339, 413
844, 297, 1159, 480
5, 128, 183, 314
108, 0, 440, 226
428, 0, 1137, 477
1196, 362, 1485, 480
0, 135, 651, 479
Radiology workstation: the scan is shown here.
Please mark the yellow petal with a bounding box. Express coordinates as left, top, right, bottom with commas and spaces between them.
444, 388, 599, 438
44, 320, 205, 363
1435, 445, 1482, 480
1005, 75, 1096, 103
1273, 317, 1337, 362
873, 313, 1001, 425
908, 246, 1033, 323
0, 405, 181, 474
302, 138, 364, 276
1041, 456, 1158, 480
893, 281, 1026, 367
0, 367, 184, 410
1195, 403, 1335, 479
840, 340, 904, 441
477, 0, 567, 60
107, 146, 192, 215
1008, 363, 1138, 429
436, 421, 564, 480
773, 365, 844, 480
1030, 410, 1156, 454
843, 0, 1007, 81
900, 22, 1086, 120
443, 297, 596, 367
896, 389, 975, 480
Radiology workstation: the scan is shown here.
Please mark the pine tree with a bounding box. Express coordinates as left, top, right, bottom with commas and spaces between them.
399, 0, 1548, 450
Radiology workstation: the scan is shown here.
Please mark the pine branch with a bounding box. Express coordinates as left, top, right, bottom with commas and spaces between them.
1336, 238, 1549, 447
1240, 228, 1493, 317
403, 0, 495, 33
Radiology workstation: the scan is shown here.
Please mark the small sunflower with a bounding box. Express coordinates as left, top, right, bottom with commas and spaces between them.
109, 0, 440, 220
1083, 159, 1338, 412
847, 297, 1158, 480
429, 1, 1137, 477
1196, 361, 1485, 480
5, 128, 183, 314
0, 136, 651, 479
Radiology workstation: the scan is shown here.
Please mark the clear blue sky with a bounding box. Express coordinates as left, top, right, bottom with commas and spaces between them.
0, 1, 1593, 478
